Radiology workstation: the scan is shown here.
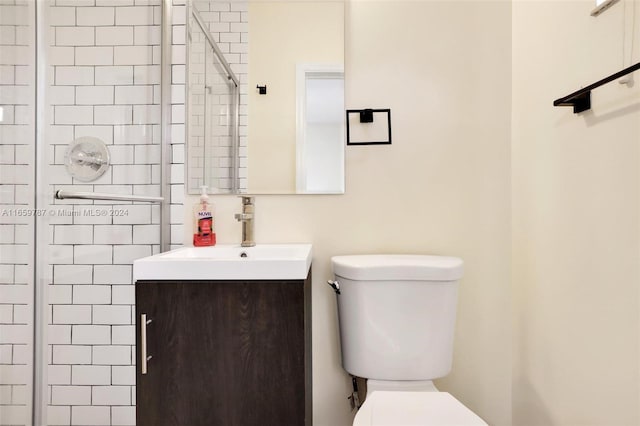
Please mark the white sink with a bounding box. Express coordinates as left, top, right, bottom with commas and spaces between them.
133, 244, 312, 281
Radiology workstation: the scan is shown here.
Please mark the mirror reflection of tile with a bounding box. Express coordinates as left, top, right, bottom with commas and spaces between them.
189, 1, 248, 193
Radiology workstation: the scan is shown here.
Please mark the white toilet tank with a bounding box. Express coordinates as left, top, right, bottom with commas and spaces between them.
331, 254, 463, 381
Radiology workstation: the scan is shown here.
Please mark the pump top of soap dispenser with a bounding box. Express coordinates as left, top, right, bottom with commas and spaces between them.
199, 185, 209, 204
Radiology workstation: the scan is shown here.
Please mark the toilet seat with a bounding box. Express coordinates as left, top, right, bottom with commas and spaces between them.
353, 391, 488, 426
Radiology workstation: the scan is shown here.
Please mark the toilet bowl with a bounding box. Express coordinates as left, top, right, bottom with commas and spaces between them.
330, 255, 487, 426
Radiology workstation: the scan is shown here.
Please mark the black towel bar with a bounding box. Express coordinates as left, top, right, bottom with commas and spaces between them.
553, 62, 640, 114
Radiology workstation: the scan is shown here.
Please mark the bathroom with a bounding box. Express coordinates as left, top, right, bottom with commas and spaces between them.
0, 0, 638, 425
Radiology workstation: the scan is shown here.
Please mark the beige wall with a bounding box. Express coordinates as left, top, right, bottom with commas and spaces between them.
183, 1, 640, 425
186, 1, 512, 425
248, 2, 344, 192
512, 1, 640, 425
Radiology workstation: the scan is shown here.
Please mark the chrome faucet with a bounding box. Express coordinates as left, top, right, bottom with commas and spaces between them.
234, 196, 255, 247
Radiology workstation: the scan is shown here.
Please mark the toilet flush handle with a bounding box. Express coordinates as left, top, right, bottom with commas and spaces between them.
327, 280, 341, 295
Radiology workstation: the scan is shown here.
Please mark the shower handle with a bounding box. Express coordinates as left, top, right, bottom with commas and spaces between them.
140, 314, 153, 374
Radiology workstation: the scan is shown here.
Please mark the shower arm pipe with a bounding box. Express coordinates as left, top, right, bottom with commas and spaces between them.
55, 190, 164, 204
191, 8, 240, 87
553, 61, 640, 113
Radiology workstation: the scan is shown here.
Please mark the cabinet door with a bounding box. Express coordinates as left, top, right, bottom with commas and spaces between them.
136, 280, 308, 426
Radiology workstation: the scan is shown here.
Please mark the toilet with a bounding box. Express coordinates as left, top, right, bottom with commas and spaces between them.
331, 254, 487, 425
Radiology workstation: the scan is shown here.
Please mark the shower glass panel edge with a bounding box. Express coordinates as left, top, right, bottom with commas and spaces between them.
33, 1, 48, 425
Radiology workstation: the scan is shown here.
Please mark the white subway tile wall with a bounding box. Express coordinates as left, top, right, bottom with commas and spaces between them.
1, 0, 189, 424
0, 1, 35, 425
188, 0, 247, 193
46, 0, 164, 424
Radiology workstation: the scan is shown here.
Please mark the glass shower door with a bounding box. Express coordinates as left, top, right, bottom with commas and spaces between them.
0, 1, 36, 425
2, 1, 166, 424
42, 1, 162, 425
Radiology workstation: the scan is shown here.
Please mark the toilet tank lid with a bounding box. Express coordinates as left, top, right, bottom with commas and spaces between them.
331, 255, 463, 281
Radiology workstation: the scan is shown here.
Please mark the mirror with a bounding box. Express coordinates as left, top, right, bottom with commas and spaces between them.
187, 0, 345, 195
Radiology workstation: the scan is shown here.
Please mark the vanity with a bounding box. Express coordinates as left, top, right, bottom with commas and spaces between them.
133, 244, 313, 426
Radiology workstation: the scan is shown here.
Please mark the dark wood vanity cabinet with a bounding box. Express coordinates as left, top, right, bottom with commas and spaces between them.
135, 273, 312, 426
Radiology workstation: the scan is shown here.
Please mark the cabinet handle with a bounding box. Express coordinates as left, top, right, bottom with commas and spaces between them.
140, 314, 153, 375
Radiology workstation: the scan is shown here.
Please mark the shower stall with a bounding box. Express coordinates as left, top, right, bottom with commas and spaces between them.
0, 1, 175, 424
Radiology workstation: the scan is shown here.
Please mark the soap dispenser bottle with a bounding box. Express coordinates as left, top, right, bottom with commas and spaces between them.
193, 186, 216, 247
